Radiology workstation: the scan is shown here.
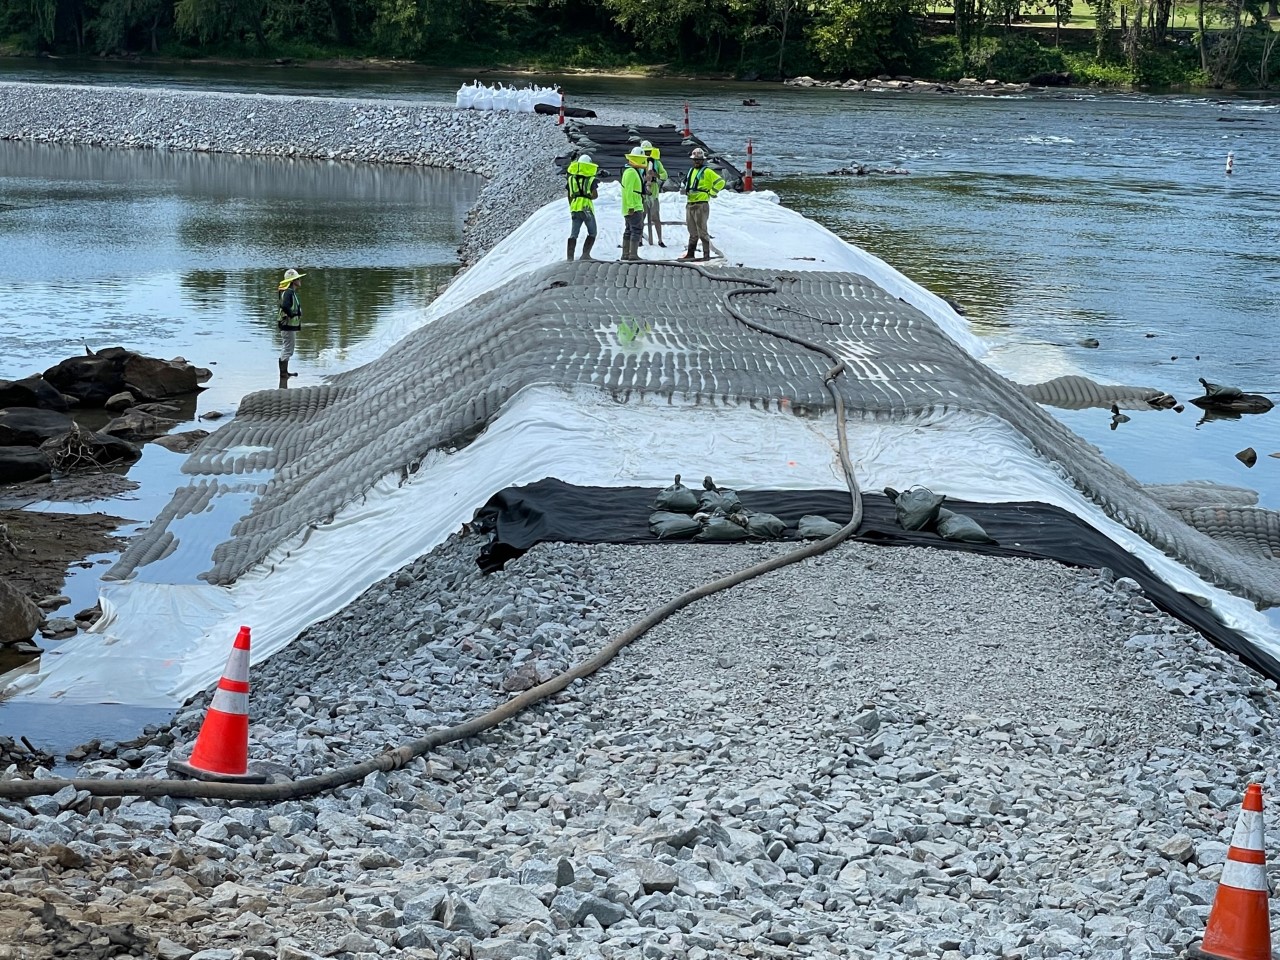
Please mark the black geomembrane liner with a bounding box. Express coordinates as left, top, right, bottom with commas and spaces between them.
477, 479, 1280, 684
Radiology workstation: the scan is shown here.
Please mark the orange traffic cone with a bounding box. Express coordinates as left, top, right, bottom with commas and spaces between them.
1190, 784, 1276, 960
168, 626, 266, 783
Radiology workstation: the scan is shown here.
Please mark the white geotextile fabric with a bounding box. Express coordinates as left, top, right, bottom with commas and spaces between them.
11, 192, 1280, 706
329, 186, 988, 371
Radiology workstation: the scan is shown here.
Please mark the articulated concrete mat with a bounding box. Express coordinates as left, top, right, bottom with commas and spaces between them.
109, 259, 1280, 613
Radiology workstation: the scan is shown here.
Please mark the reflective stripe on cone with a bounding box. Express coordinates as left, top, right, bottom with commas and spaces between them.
1193, 784, 1275, 960
167, 626, 267, 784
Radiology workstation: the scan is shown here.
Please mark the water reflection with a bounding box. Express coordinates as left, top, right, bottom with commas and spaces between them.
0, 140, 482, 205
0, 141, 479, 405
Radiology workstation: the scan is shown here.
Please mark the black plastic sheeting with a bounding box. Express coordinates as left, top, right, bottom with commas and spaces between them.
474, 479, 1280, 684
555, 124, 745, 189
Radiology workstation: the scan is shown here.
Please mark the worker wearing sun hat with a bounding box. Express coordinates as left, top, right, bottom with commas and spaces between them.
680, 147, 725, 262
640, 140, 668, 248
276, 268, 305, 380
620, 147, 648, 262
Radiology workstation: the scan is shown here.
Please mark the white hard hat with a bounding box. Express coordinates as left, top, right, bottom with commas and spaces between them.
690, 147, 706, 160
640, 139, 653, 150
628, 146, 647, 158
578, 153, 592, 164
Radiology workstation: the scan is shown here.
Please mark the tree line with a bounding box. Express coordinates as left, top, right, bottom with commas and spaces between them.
3, 0, 1278, 87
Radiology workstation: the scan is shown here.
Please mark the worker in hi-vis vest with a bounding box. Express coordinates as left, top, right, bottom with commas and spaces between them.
620, 146, 648, 262
640, 139, 668, 248
679, 147, 725, 262
565, 153, 599, 261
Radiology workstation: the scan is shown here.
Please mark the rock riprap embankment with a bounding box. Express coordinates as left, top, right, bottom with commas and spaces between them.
0, 82, 574, 264
3, 535, 1278, 959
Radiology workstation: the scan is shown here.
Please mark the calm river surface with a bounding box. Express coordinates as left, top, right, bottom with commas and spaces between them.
3, 58, 1276, 510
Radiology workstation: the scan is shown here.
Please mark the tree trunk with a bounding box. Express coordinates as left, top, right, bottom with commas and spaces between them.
1198, 0, 1207, 71
776, 5, 789, 80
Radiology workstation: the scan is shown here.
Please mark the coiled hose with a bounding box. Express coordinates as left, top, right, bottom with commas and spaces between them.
0, 262, 862, 802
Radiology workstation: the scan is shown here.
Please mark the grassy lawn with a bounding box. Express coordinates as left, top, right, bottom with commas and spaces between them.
927, 1, 1280, 32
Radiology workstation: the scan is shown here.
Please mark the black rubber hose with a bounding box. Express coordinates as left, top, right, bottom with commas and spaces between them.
0, 263, 861, 802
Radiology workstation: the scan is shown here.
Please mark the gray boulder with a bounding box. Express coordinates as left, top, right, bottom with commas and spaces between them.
438, 894, 495, 938
104, 391, 136, 412
475, 882, 552, 924
0, 579, 41, 645
0, 375, 68, 412
0, 446, 53, 484
103, 409, 180, 442
153, 430, 210, 454
0, 408, 74, 446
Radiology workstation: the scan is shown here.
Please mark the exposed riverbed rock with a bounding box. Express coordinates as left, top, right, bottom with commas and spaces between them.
0, 445, 52, 484
0, 576, 41, 644
0, 407, 74, 446
102, 409, 181, 443
39, 422, 141, 473
151, 429, 210, 454
42, 348, 206, 407
785, 75, 1032, 95
0, 374, 68, 412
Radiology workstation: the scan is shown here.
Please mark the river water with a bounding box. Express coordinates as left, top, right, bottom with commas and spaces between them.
0, 61, 1277, 744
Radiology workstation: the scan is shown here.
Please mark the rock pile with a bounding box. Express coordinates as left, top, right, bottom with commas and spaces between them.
3, 533, 1278, 959
786, 76, 1033, 96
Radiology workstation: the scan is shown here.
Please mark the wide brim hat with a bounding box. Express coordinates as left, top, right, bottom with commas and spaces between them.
625, 149, 648, 167
278, 268, 306, 291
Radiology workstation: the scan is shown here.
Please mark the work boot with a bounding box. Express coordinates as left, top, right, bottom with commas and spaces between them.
622, 237, 636, 261
678, 241, 697, 261
580, 237, 595, 260
698, 239, 713, 262
566, 238, 576, 261
278, 358, 297, 379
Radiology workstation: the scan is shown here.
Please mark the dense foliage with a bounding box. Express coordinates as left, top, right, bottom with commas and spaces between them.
1, 0, 1277, 88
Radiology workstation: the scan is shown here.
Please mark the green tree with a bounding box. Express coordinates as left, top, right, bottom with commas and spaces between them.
174, 0, 267, 46
810, 0, 923, 76
90, 0, 170, 52
953, 0, 988, 70
1088, 0, 1116, 58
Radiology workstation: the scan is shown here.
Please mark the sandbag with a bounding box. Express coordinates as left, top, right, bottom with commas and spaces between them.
891, 486, 946, 531
695, 517, 749, 541
797, 515, 842, 539
745, 513, 786, 539
649, 511, 701, 540
935, 508, 996, 544
698, 487, 743, 515
654, 475, 698, 514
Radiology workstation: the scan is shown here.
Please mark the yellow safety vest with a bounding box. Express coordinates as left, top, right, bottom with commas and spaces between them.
685, 166, 725, 203
566, 160, 598, 213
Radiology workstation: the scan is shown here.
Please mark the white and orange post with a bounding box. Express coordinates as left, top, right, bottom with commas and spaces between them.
1191, 783, 1274, 960
558, 89, 565, 126
683, 102, 691, 137
744, 139, 754, 192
